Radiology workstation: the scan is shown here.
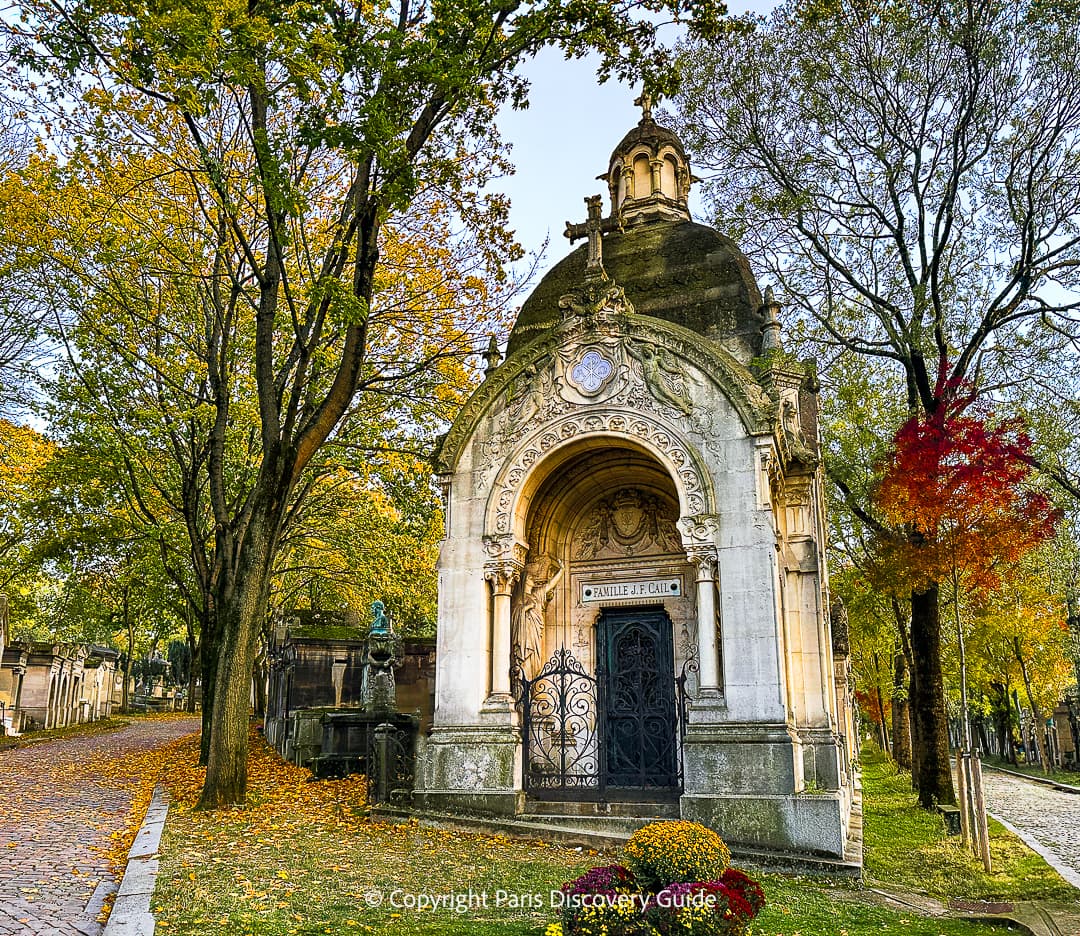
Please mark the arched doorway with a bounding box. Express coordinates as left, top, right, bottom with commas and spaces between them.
512, 444, 695, 801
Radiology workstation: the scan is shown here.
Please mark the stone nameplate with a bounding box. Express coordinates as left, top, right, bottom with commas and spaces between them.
581, 578, 682, 603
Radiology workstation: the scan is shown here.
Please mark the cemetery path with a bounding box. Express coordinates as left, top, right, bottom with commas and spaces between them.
0, 716, 200, 936
981, 767, 1080, 890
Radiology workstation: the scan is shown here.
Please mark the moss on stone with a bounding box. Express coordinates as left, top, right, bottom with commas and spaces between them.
290, 625, 365, 642
507, 220, 765, 358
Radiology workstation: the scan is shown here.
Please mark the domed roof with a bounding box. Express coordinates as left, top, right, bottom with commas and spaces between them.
609, 116, 687, 167
506, 219, 767, 360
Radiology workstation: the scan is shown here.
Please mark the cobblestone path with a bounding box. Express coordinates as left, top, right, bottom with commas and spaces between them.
981, 767, 1080, 889
0, 717, 199, 935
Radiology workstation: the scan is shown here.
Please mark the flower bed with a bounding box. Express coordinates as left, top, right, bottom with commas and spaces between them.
548, 821, 765, 936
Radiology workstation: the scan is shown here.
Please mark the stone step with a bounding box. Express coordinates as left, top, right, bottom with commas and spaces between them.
371, 805, 863, 877
373, 805, 633, 850
519, 813, 662, 837
525, 800, 680, 819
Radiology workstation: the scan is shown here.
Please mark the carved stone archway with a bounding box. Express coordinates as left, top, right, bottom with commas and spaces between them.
483, 410, 714, 545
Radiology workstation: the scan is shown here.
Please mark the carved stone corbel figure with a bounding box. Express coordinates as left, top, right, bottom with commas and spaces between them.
512, 556, 564, 682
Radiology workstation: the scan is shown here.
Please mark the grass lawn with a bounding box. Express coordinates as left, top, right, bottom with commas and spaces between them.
150, 732, 1072, 935
861, 748, 1076, 902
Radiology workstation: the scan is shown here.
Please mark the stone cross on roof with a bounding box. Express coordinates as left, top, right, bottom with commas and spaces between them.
634, 91, 653, 123
564, 194, 620, 282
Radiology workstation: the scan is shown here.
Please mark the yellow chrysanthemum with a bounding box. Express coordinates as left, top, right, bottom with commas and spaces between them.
623, 820, 731, 889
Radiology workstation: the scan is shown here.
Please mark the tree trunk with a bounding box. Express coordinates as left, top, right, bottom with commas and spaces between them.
908, 667, 921, 788
199, 610, 221, 765
875, 683, 890, 752
910, 584, 956, 806
893, 599, 919, 782
991, 682, 1007, 761
892, 651, 912, 770
185, 607, 199, 714
122, 598, 134, 715
1014, 636, 1052, 775
197, 514, 275, 808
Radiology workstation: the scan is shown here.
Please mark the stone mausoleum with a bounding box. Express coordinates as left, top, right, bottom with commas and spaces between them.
413, 105, 857, 861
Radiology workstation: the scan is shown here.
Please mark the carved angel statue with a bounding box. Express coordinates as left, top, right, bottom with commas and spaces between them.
506, 360, 560, 429
512, 556, 564, 682
574, 502, 611, 559
627, 341, 694, 416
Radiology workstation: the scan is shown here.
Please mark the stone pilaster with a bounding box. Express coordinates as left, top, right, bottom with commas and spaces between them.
482, 561, 521, 709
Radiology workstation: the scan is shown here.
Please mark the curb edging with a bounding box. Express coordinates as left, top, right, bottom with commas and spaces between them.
102, 784, 169, 936
983, 763, 1080, 795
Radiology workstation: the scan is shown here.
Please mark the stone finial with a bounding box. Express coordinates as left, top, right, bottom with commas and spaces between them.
634, 90, 654, 123
481, 335, 501, 377
761, 286, 784, 352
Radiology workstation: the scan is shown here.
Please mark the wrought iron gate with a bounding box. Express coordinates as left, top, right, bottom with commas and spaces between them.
517, 607, 684, 799
519, 648, 602, 798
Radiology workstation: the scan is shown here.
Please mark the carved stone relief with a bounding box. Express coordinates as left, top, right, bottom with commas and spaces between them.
626, 339, 694, 417
436, 302, 776, 480
574, 488, 683, 560
482, 534, 528, 566
677, 514, 720, 550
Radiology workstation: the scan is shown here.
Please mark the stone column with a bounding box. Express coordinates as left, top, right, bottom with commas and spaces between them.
484, 562, 520, 702
12, 666, 24, 718
690, 549, 721, 693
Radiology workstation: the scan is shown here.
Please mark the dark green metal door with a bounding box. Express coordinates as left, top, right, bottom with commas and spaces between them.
598, 606, 680, 794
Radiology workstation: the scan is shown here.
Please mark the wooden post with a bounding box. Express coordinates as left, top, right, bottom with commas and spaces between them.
972, 750, 993, 872
955, 749, 970, 848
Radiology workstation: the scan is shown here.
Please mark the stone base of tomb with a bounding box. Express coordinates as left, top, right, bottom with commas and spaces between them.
679, 791, 849, 858
680, 721, 849, 858
413, 725, 524, 818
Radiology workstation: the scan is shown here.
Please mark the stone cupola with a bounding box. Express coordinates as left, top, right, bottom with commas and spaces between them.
507, 102, 765, 361
606, 94, 693, 227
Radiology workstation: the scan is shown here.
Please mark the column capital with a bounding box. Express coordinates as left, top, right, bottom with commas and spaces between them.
484, 560, 522, 596
686, 546, 719, 582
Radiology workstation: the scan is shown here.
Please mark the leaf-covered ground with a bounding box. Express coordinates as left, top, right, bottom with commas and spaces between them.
0, 714, 199, 934
152, 731, 1044, 935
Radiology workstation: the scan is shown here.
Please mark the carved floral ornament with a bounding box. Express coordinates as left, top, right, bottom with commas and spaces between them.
484, 410, 714, 539
433, 311, 775, 476
482, 535, 528, 565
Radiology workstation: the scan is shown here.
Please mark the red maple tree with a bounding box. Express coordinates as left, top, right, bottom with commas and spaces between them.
874, 381, 1059, 593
